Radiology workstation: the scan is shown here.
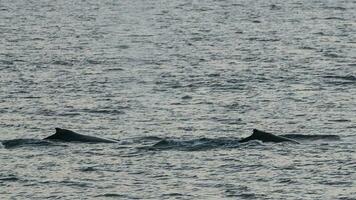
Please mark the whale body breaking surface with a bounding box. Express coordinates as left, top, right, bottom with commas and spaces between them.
43, 128, 302, 144
44, 128, 118, 143
0, 128, 341, 149
238, 129, 300, 144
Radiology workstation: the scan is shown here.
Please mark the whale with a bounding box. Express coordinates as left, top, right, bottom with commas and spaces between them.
44, 128, 118, 143
239, 129, 300, 144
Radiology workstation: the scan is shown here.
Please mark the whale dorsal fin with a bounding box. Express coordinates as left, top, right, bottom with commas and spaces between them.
44, 128, 76, 140
57, 128, 80, 137
240, 129, 299, 143
252, 129, 272, 137
55, 128, 76, 135
44, 128, 118, 143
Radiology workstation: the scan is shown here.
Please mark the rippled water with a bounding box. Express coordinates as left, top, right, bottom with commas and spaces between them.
1, 0, 356, 199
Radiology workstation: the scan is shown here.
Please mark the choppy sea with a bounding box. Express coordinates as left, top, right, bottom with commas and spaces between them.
1, 0, 355, 199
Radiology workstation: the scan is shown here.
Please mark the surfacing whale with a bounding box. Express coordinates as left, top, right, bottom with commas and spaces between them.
44, 128, 118, 143
239, 129, 300, 144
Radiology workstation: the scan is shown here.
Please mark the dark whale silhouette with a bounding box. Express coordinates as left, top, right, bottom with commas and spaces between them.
44, 128, 118, 143
239, 129, 300, 144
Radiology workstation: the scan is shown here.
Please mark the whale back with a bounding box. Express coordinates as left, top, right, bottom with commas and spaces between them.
239, 129, 299, 143
44, 128, 117, 143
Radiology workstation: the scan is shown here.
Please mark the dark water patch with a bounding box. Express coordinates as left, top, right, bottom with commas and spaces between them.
154, 80, 185, 89
161, 193, 192, 199
1, 139, 66, 149
57, 112, 81, 117
105, 67, 124, 71
122, 137, 162, 150
211, 117, 242, 125
31, 37, 45, 41
178, 126, 195, 132
270, 4, 282, 10
324, 53, 342, 58
128, 34, 154, 37
79, 108, 125, 115
346, 125, 356, 129
96, 193, 141, 199
207, 73, 220, 77
325, 81, 356, 86
226, 78, 244, 84
146, 133, 341, 151
323, 6, 347, 11
277, 178, 298, 184
135, 136, 163, 141
251, 20, 261, 23
89, 109, 125, 115
117, 44, 130, 49
324, 17, 345, 21
299, 46, 317, 50
328, 119, 351, 123
79, 166, 97, 172
322, 75, 356, 85
22, 96, 41, 99
0, 175, 19, 182
51, 60, 74, 66
323, 75, 356, 81
56, 180, 92, 188
13, 59, 26, 63
98, 193, 127, 197
246, 37, 280, 42
181, 95, 192, 100
117, 136, 165, 148
0, 60, 14, 65
313, 32, 326, 36
319, 180, 353, 186
281, 134, 340, 141
233, 193, 265, 199
338, 197, 356, 200
149, 137, 241, 151
84, 59, 105, 65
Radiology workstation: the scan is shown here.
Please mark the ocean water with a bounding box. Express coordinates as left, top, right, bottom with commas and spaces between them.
1, 0, 356, 199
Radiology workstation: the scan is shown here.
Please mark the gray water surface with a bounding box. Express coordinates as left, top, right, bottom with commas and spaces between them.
1, 0, 356, 199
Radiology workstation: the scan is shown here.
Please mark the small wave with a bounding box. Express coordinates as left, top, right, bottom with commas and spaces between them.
1, 139, 65, 149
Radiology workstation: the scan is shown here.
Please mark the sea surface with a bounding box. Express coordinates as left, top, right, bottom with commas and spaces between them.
1, 0, 356, 199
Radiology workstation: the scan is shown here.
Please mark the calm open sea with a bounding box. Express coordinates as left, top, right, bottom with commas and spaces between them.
1, 0, 355, 199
